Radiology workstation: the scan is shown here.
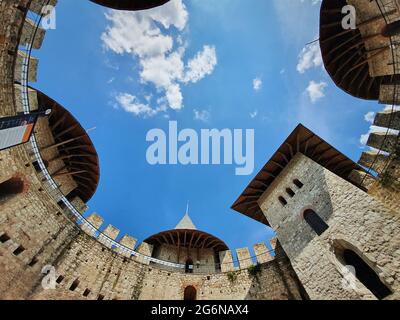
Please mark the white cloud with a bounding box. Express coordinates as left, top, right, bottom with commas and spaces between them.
116, 93, 162, 117
253, 77, 262, 91
306, 80, 327, 103
297, 42, 322, 74
165, 83, 183, 110
364, 111, 375, 124
300, 0, 321, 5
194, 109, 210, 122
250, 110, 258, 119
184, 46, 217, 83
101, 0, 217, 116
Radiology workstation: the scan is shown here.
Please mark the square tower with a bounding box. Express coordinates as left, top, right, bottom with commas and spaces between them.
233, 124, 400, 300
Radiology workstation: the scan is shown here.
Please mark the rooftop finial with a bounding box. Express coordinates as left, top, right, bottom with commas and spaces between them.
175, 202, 197, 230
185, 201, 189, 216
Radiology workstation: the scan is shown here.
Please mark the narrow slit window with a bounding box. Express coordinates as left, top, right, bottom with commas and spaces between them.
97, 294, 105, 300
28, 257, 38, 267
293, 179, 304, 189
0, 233, 10, 243
56, 276, 64, 284
286, 188, 295, 197
303, 210, 329, 236
13, 245, 25, 256
83, 289, 91, 297
278, 196, 287, 206
69, 279, 80, 291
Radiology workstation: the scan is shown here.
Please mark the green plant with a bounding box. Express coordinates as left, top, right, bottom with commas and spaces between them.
248, 264, 261, 277
227, 272, 237, 283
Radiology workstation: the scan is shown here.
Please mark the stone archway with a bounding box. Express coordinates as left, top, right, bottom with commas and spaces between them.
184, 286, 197, 300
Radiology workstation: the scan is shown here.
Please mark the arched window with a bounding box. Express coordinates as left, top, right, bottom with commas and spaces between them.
185, 258, 194, 274
303, 209, 328, 236
286, 188, 295, 197
184, 286, 197, 300
0, 177, 24, 204
278, 196, 287, 206
342, 249, 392, 299
293, 179, 304, 189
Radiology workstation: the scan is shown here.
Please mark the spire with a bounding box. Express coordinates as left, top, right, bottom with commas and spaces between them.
175, 202, 197, 230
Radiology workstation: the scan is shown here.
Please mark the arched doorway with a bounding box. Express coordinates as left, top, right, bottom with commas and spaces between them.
184, 286, 197, 300
303, 209, 329, 236
185, 258, 194, 274
0, 177, 25, 204
342, 249, 392, 300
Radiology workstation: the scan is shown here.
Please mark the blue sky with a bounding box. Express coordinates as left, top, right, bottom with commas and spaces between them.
34, 0, 385, 258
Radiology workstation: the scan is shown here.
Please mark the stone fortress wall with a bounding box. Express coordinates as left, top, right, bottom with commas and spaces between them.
0, 0, 307, 300
1, 0, 399, 301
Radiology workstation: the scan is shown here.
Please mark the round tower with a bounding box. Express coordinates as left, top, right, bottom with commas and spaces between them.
144, 209, 228, 274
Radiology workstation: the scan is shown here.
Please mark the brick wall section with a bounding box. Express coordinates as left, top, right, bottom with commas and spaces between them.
0, 0, 30, 117
29, 240, 306, 300
347, 0, 395, 78
258, 153, 400, 300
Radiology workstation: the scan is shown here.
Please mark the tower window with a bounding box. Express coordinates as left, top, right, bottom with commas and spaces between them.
69, 279, 80, 291
293, 179, 304, 189
303, 210, 328, 236
97, 294, 105, 300
286, 188, 295, 197
13, 245, 25, 256
278, 196, 287, 206
342, 249, 392, 300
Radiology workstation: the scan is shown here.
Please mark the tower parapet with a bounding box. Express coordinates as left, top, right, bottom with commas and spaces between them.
253, 242, 273, 264
116, 235, 137, 257
98, 224, 120, 248
236, 247, 253, 269
135, 242, 154, 265
219, 250, 235, 272
81, 213, 104, 237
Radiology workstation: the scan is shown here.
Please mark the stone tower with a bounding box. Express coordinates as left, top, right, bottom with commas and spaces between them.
233, 124, 400, 300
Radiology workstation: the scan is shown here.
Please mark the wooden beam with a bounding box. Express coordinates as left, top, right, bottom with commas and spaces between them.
54, 124, 79, 140
42, 134, 86, 152
285, 142, 294, 158
188, 232, 195, 249
53, 170, 88, 178
161, 234, 170, 245
168, 232, 175, 246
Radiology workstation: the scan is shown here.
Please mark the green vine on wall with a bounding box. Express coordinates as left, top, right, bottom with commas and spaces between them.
227, 272, 237, 283
247, 264, 261, 277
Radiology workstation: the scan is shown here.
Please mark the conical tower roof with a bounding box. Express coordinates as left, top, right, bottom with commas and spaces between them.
144, 203, 228, 252
175, 203, 197, 230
